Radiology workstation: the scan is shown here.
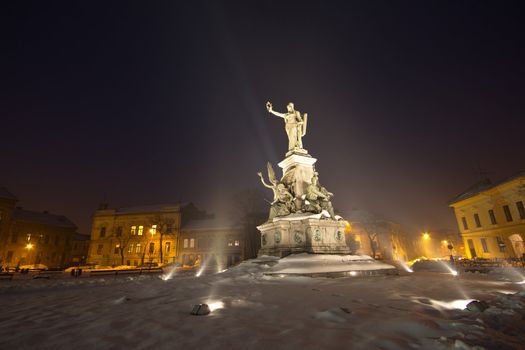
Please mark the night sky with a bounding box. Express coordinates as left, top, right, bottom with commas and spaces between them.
2, 1, 524, 234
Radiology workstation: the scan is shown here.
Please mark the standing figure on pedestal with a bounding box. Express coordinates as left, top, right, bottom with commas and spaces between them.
303, 172, 336, 219
257, 162, 296, 220
266, 101, 308, 152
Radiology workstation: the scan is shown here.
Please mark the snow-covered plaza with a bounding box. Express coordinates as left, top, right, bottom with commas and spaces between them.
1, 260, 524, 350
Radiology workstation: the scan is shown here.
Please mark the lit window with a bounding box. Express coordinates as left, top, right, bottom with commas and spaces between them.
228, 240, 233, 247
136, 243, 141, 253
151, 225, 157, 234
496, 237, 506, 252
503, 205, 513, 222
165, 242, 171, 253
480, 238, 489, 253
128, 243, 134, 253
114, 244, 120, 254
131, 226, 137, 235
190, 238, 195, 248
461, 217, 468, 230
183, 239, 188, 248
138, 226, 144, 235
234, 240, 240, 246
488, 209, 497, 225
474, 214, 481, 228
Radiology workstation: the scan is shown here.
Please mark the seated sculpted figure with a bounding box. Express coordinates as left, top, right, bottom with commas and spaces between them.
303, 172, 336, 219
257, 162, 296, 220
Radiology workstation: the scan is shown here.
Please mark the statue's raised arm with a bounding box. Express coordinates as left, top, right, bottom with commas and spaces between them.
266, 101, 286, 118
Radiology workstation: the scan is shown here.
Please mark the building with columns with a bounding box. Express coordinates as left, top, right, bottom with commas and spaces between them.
449, 172, 525, 259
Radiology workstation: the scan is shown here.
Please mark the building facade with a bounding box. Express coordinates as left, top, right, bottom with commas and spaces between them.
449, 173, 525, 259
179, 218, 243, 269
69, 233, 90, 266
0, 187, 77, 269
87, 203, 205, 267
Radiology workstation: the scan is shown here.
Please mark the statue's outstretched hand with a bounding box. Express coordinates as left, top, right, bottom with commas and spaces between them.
266, 101, 272, 111
257, 172, 262, 177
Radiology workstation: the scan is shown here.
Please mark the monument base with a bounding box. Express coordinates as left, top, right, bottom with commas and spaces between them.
257, 213, 351, 258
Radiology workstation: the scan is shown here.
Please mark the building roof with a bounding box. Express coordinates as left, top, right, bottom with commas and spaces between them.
13, 209, 77, 229
0, 187, 17, 201
449, 171, 525, 205
182, 217, 241, 231
97, 202, 192, 216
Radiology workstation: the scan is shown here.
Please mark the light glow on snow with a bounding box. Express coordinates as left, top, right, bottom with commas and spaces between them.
206, 301, 224, 312
437, 260, 458, 276
161, 266, 178, 281
349, 271, 357, 276
428, 298, 475, 310
397, 260, 413, 273
196, 266, 205, 277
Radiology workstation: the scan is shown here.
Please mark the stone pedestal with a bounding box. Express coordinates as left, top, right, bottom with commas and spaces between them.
257, 214, 351, 257
278, 152, 317, 208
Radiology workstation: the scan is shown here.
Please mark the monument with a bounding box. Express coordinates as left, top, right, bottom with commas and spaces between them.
257, 101, 352, 257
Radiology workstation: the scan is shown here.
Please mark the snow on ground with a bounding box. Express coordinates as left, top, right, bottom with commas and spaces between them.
0, 259, 524, 350
263, 253, 396, 274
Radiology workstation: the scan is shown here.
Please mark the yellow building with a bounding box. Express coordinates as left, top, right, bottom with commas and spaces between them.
87, 203, 205, 267
449, 173, 525, 259
0, 187, 78, 269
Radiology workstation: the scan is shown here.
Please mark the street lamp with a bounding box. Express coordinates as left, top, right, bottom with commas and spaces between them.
26, 243, 33, 249
422, 232, 430, 240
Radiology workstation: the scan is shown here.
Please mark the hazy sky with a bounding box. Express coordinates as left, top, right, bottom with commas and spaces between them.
2, 1, 524, 234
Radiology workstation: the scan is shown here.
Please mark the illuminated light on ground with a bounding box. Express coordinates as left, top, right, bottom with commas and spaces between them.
428, 298, 475, 310
436, 260, 458, 276
217, 268, 228, 274
161, 266, 178, 281
397, 260, 414, 273
516, 280, 525, 285
195, 266, 205, 277
206, 301, 224, 312
349, 271, 357, 276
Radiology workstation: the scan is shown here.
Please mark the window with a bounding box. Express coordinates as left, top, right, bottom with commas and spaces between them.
474, 214, 481, 228
496, 237, 506, 252
165, 242, 171, 253
6, 251, 13, 263
100, 226, 106, 238
228, 239, 234, 247
131, 226, 137, 235
135, 243, 141, 253
149, 242, 155, 254
127, 260, 130, 266
480, 238, 489, 253
138, 226, 144, 235
190, 238, 195, 248
234, 240, 240, 247
503, 205, 513, 222
467, 239, 476, 258
97, 244, 103, 255
128, 243, 134, 253
151, 225, 157, 235
461, 217, 468, 230
183, 239, 188, 248
489, 209, 497, 225
167, 224, 173, 233
517, 201, 525, 220
116, 226, 123, 237
114, 244, 120, 254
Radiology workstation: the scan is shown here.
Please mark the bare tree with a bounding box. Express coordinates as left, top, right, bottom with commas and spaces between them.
114, 229, 132, 265
150, 215, 175, 264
